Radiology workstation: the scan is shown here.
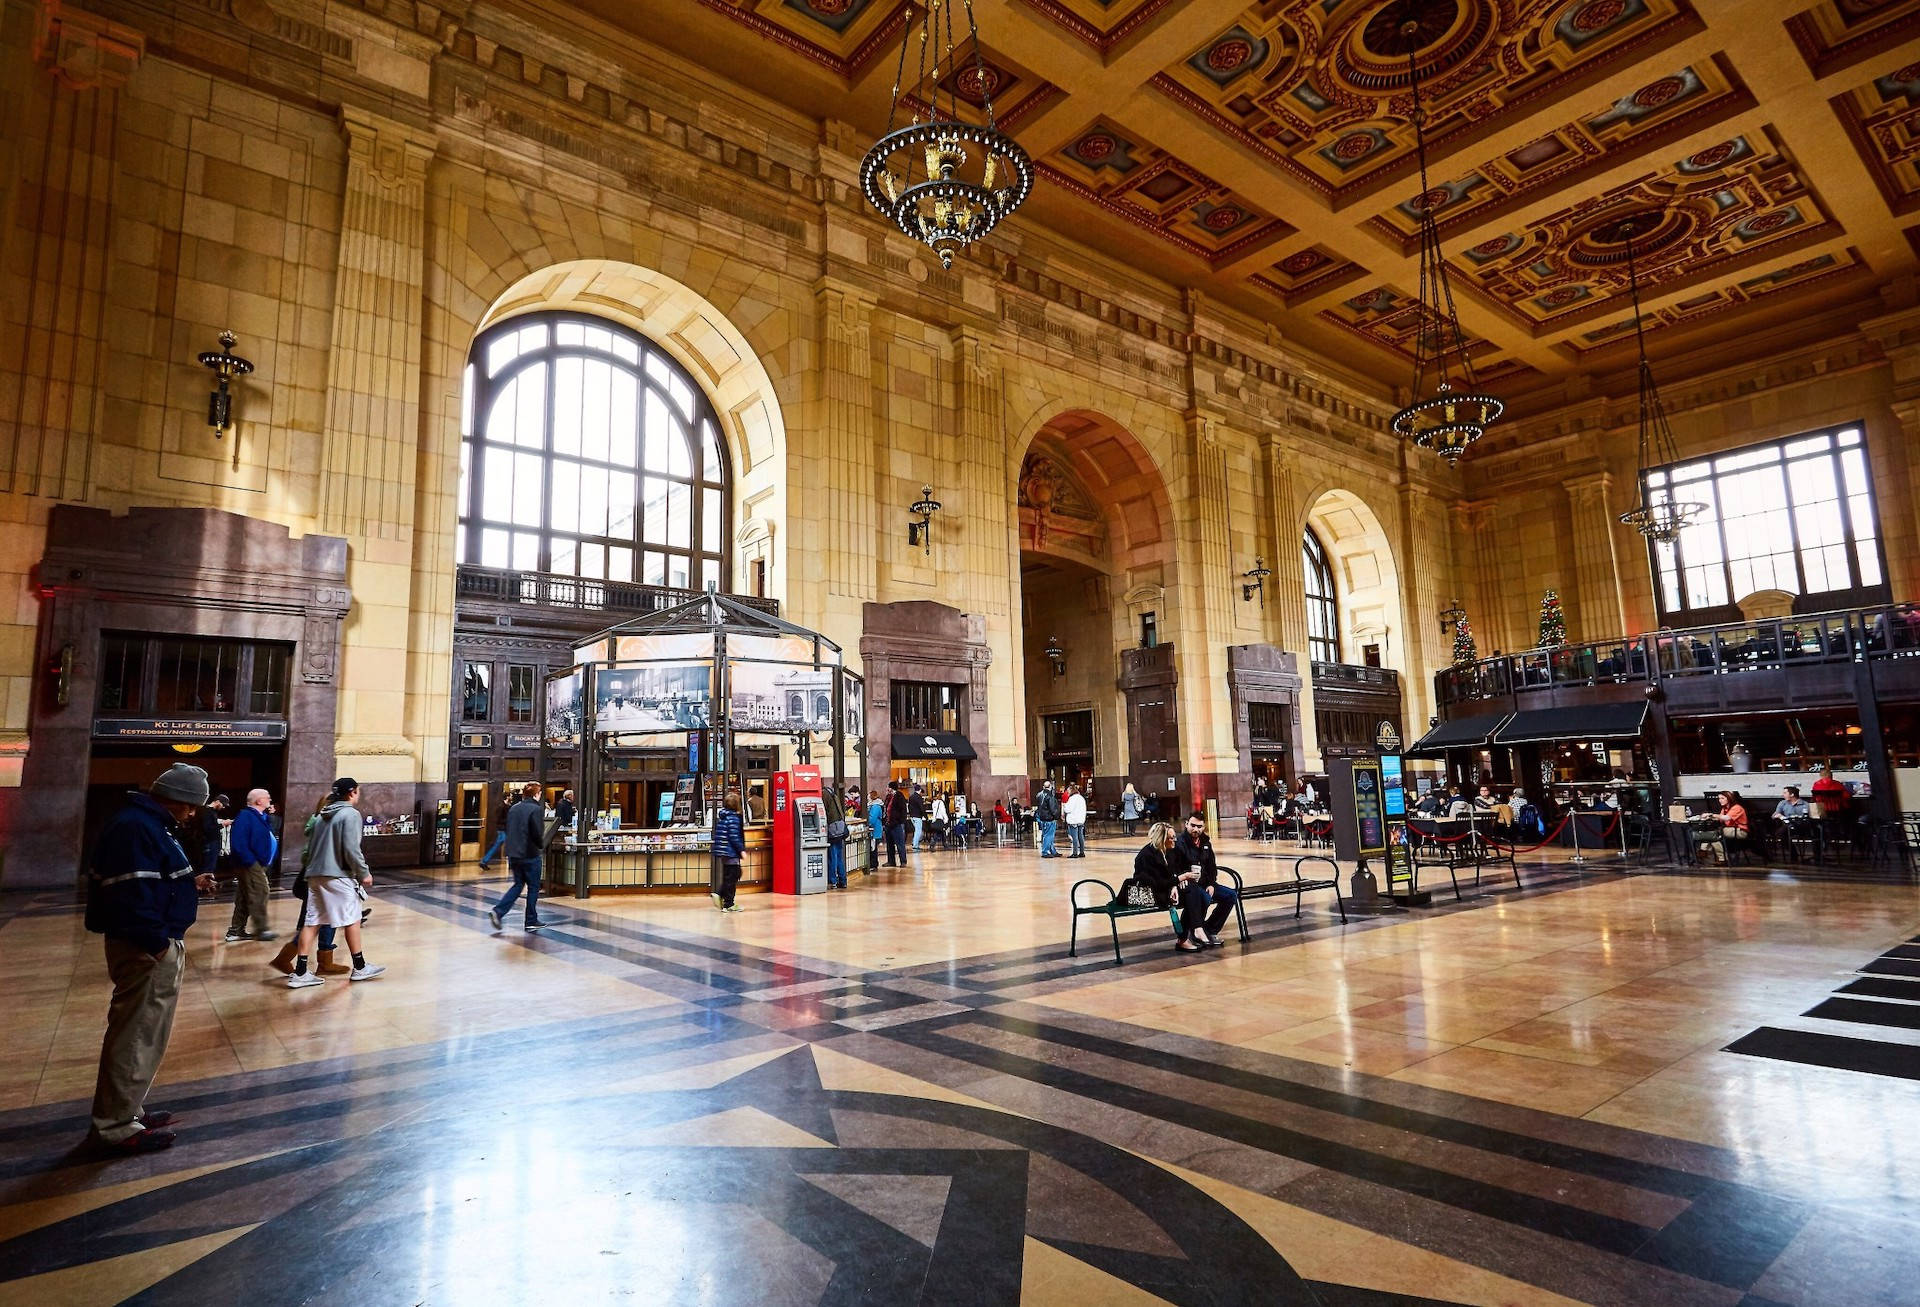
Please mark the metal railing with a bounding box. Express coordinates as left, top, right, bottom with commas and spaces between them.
1436, 601, 1920, 707
1311, 661, 1401, 690
456, 565, 780, 617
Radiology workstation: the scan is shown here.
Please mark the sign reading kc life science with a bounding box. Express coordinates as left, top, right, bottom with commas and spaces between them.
94, 718, 289, 742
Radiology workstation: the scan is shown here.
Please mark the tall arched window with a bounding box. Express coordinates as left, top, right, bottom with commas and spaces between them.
458, 313, 730, 591
1303, 526, 1339, 664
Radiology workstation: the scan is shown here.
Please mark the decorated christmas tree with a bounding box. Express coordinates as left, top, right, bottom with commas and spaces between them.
1537, 589, 1567, 649
1451, 616, 1479, 668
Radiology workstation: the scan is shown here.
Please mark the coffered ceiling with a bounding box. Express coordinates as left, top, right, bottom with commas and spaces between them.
589, 0, 1920, 403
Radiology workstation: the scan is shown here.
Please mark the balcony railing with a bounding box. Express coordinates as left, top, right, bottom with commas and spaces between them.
1311, 661, 1401, 690
1435, 601, 1920, 707
456, 564, 780, 618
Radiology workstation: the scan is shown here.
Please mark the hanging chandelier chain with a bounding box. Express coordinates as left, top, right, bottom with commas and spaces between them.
961, 0, 997, 132
886, 1, 914, 136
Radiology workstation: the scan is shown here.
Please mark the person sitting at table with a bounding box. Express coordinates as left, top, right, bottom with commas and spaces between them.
1811, 767, 1850, 816
1774, 786, 1810, 822
1171, 812, 1237, 949
1444, 784, 1473, 818
1472, 784, 1498, 811
1131, 822, 1206, 953
1716, 790, 1750, 851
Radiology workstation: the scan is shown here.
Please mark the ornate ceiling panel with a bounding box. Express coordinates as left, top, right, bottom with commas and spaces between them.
1041, 120, 1294, 267
691, 0, 912, 77
1015, 0, 1180, 52
1364, 57, 1753, 251
656, 0, 1920, 390
1152, 0, 1703, 204
1786, 0, 1920, 78
1319, 283, 1496, 360
894, 44, 1063, 132
1250, 245, 1366, 303
1449, 131, 1835, 332
1568, 248, 1868, 352
1833, 63, 1920, 216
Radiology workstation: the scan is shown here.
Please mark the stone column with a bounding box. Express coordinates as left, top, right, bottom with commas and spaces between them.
1263, 431, 1317, 772
950, 325, 1022, 788
320, 106, 435, 784
1888, 397, 1920, 601
1176, 409, 1240, 799
1566, 470, 1627, 643
813, 280, 878, 643
1396, 473, 1452, 738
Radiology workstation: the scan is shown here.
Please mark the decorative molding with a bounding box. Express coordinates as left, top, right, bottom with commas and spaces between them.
33, 1, 144, 90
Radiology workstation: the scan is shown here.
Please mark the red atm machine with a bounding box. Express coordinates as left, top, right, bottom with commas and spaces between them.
772, 765, 830, 895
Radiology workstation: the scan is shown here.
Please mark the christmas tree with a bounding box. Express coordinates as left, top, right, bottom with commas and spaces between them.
1451, 616, 1479, 667
1537, 589, 1566, 649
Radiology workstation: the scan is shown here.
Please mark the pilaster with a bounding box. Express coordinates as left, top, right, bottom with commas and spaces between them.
1263, 430, 1318, 772
813, 279, 878, 640
0, 5, 143, 499
1396, 469, 1449, 739
322, 106, 434, 780
1177, 409, 1239, 788
1452, 499, 1505, 653
1566, 470, 1627, 643
950, 325, 1023, 780
319, 105, 434, 539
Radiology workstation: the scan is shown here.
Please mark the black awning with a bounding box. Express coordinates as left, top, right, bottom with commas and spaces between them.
891, 731, 977, 761
1406, 712, 1511, 756
1493, 702, 1648, 745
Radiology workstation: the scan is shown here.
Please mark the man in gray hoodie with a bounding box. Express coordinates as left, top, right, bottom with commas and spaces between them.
286, 777, 386, 988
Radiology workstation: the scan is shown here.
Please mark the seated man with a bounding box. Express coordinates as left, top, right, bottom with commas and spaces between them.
1774, 786, 1810, 823
1415, 787, 1448, 818
1170, 813, 1238, 946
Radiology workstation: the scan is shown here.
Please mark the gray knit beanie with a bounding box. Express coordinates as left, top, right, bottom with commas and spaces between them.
150, 763, 211, 807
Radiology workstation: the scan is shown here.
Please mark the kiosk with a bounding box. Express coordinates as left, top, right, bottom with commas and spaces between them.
543, 588, 865, 898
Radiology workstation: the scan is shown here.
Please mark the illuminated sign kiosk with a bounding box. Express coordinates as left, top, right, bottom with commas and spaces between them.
1330, 719, 1423, 906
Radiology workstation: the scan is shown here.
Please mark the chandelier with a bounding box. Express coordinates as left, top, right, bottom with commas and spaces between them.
1382, 2, 1501, 464
1601, 215, 1705, 542
860, 0, 1033, 269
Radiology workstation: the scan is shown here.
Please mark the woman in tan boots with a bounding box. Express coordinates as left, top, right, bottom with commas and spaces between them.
270, 794, 348, 977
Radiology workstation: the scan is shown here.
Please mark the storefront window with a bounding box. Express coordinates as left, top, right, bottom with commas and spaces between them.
250, 646, 290, 714
152, 640, 241, 714
462, 662, 491, 722
507, 664, 535, 723
891, 681, 961, 732
96, 635, 144, 712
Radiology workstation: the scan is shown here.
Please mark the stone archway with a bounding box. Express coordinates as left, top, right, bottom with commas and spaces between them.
1301, 487, 1410, 768
1012, 410, 1178, 814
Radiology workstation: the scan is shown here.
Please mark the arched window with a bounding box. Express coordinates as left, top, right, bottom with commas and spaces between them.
1303, 527, 1339, 664
458, 313, 730, 591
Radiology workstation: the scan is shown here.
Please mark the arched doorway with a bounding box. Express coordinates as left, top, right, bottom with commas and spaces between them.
1015, 411, 1176, 820
1301, 488, 1408, 773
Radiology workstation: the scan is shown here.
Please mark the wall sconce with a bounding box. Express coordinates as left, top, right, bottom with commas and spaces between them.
1438, 597, 1467, 635
1240, 556, 1271, 605
907, 483, 941, 554
197, 330, 253, 439
1044, 635, 1066, 678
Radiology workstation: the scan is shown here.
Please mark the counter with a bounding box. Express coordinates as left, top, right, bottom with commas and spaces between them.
546, 824, 772, 894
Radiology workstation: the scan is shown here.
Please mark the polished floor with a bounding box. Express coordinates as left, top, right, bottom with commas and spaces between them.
1, 836, 1917, 1305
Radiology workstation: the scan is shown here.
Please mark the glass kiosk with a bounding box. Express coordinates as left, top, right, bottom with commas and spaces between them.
543, 588, 865, 897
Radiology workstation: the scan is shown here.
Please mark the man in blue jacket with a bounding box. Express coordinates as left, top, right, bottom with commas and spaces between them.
488, 781, 550, 932
84, 763, 216, 1155
224, 787, 279, 942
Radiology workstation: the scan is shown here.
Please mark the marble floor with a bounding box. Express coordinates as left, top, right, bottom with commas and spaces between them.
1, 836, 1917, 1305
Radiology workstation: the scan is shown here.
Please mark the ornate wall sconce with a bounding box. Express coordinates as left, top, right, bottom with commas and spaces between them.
197, 330, 253, 439
1240, 557, 1271, 605
907, 484, 941, 554
1438, 597, 1467, 636
1044, 635, 1066, 678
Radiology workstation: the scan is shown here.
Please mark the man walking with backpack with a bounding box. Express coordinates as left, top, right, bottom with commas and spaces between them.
1034, 779, 1062, 858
